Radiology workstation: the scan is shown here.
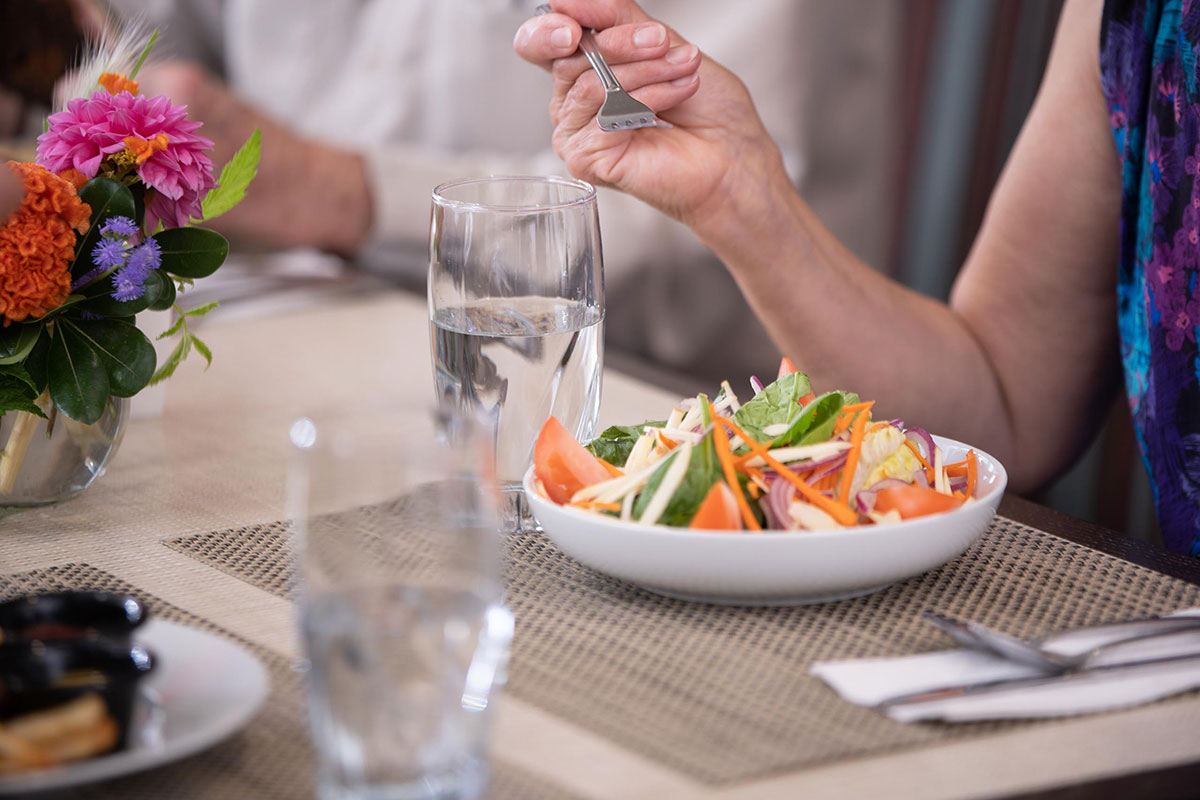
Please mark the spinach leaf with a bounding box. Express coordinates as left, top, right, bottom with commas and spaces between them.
767, 391, 843, 447
732, 371, 813, 444
586, 420, 664, 466
632, 434, 720, 527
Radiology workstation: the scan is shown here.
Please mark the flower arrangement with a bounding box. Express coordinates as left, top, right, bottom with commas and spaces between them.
0, 31, 260, 493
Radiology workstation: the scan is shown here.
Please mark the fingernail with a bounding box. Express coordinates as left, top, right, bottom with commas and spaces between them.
633, 23, 666, 47
551, 26, 573, 48
665, 44, 696, 64
671, 74, 697, 87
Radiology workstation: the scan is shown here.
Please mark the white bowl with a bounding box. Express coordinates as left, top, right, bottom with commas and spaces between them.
523, 435, 1006, 606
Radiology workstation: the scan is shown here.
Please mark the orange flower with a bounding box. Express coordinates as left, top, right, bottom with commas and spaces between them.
98, 72, 139, 96
122, 134, 170, 165
0, 162, 91, 325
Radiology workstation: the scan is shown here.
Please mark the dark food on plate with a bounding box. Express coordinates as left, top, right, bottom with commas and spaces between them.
0, 592, 154, 774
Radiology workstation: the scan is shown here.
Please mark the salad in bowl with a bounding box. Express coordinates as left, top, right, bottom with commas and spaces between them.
533, 358, 986, 533
524, 359, 1007, 605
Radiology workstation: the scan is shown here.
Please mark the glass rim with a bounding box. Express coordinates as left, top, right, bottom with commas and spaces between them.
431, 175, 597, 214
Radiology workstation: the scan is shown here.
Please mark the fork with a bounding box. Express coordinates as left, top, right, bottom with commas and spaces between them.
923, 611, 1200, 674
535, 4, 673, 132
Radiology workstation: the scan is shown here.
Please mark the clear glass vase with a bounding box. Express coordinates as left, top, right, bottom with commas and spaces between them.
0, 398, 128, 507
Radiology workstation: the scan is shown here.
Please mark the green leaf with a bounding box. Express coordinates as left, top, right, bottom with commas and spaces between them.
145, 269, 176, 311
154, 228, 229, 278
47, 325, 109, 424
0, 323, 44, 366
149, 332, 191, 386
765, 391, 845, 448
631, 434, 720, 527
183, 301, 219, 318
128, 29, 159, 80
198, 129, 261, 222
158, 315, 186, 340
0, 365, 45, 418
66, 319, 156, 397
23, 330, 51, 393
732, 371, 813, 445
191, 335, 212, 368
73, 179, 136, 280
585, 421, 665, 466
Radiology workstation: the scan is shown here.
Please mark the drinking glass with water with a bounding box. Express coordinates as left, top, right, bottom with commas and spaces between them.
429, 176, 604, 530
289, 409, 511, 800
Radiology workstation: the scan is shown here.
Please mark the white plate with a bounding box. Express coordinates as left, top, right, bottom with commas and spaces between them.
525, 435, 1007, 606
0, 619, 270, 795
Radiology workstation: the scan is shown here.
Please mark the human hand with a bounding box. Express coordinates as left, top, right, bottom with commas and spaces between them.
513, 0, 790, 232
135, 62, 371, 255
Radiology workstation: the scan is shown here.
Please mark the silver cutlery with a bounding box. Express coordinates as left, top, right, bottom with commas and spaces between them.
875, 651, 1200, 709
923, 611, 1200, 674
535, 4, 674, 131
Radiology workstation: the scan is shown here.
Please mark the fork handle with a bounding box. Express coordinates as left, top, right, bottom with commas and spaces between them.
578, 30, 624, 93
534, 5, 625, 94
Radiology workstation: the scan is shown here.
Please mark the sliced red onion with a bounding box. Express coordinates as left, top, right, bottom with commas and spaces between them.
913, 469, 930, 489
764, 474, 795, 530
750, 375, 765, 394
904, 427, 935, 461
809, 453, 847, 483
949, 476, 967, 493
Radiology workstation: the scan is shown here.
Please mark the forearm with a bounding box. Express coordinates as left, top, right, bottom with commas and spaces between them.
695, 163, 1018, 473
199, 99, 371, 256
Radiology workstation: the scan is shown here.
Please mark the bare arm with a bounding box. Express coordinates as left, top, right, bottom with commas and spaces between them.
516, 0, 1118, 492
135, 63, 372, 256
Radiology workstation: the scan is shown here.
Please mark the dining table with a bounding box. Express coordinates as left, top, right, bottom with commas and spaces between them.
3, 285, 1200, 800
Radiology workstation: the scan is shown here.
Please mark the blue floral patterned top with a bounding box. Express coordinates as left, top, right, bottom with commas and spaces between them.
1102, 0, 1200, 554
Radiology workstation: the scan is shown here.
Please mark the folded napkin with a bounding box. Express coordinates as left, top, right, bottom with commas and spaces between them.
811, 609, 1200, 722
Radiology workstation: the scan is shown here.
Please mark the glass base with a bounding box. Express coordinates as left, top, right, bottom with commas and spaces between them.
318, 762, 487, 800
499, 486, 540, 534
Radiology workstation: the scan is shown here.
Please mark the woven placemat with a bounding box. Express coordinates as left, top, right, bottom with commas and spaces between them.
165, 516, 1200, 785
0, 564, 584, 800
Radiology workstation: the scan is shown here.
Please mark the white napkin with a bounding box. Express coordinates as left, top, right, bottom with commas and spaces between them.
811, 609, 1200, 722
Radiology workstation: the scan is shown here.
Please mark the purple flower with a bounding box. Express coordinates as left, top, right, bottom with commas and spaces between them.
110, 239, 161, 302
99, 216, 138, 238
91, 237, 129, 270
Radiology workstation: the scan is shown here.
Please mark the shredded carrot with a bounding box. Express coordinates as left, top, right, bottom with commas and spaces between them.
598, 458, 624, 479
868, 421, 890, 433
591, 501, 622, 512
715, 417, 859, 526
747, 481, 760, 498
816, 472, 839, 491
943, 459, 970, 478
903, 440, 935, 483
965, 449, 978, 498
706, 399, 760, 531
656, 430, 679, 450
837, 411, 869, 505
833, 401, 875, 434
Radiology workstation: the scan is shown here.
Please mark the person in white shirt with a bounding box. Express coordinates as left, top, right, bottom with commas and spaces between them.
106, 0, 900, 383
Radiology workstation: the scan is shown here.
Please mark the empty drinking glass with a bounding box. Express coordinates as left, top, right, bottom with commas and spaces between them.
289, 408, 512, 800
429, 176, 604, 530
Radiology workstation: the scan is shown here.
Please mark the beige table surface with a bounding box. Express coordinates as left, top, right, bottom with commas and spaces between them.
3, 289, 1199, 800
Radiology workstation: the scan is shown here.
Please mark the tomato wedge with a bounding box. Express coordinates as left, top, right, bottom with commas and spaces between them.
778, 356, 799, 378
689, 481, 743, 530
534, 416, 612, 504
873, 485, 964, 519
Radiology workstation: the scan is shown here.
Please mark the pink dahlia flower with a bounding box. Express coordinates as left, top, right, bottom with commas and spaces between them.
36, 90, 217, 230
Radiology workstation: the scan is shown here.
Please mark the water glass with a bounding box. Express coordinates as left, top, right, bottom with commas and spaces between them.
429, 176, 604, 529
288, 408, 511, 800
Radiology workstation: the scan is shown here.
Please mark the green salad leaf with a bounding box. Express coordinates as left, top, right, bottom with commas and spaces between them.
586, 420, 664, 466
732, 371, 813, 444
632, 398, 720, 526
